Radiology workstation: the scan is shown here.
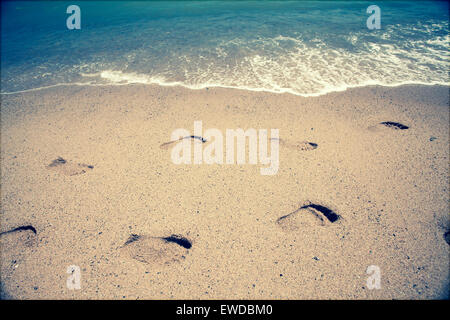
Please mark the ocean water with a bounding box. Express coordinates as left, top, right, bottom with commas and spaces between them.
1, 1, 449, 96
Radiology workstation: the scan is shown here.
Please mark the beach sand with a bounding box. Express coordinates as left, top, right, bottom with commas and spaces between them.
0, 84, 448, 299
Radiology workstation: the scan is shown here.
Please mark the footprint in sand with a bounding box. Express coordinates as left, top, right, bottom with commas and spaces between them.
368, 121, 409, 132
160, 136, 207, 150
0, 282, 12, 300
0, 225, 38, 249
120, 234, 192, 265
46, 157, 94, 176
0, 226, 38, 299
276, 202, 340, 231
271, 138, 318, 151
160, 136, 317, 151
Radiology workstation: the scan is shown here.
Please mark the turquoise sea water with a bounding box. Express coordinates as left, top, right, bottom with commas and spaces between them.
1, 1, 449, 95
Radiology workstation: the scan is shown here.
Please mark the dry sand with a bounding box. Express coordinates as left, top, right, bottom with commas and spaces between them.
0, 83, 448, 299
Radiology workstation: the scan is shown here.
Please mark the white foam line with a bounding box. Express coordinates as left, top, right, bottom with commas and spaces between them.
1, 79, 448, 97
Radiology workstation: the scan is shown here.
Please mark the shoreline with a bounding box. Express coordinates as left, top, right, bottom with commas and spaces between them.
1, 80, 448, 98
1, 83, 449, 299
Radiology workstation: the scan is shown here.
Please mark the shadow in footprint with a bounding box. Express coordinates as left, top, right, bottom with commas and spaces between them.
444, 231, 450, 245
160, 136, 207, 150
0, 225, 36, 236
120, 234, 192, 265
380, 122, 409, 130
46, 157, 94, 176
277, 202, 340, 231
369, 121, 409, 131
271, 138, 318, 151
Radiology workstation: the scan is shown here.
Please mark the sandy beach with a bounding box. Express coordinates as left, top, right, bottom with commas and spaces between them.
0, 83, 448, 299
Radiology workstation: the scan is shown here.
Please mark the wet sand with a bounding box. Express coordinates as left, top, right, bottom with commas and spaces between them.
0, 84, 448, 299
